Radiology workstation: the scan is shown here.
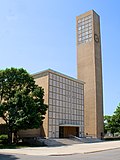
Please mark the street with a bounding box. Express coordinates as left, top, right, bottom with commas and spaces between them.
0, 148, 120, 160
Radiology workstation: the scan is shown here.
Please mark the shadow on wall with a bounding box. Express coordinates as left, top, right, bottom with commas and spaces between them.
0, 154, 19, 160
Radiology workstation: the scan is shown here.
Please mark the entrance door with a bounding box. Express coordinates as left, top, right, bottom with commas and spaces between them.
59, 126, 79, 138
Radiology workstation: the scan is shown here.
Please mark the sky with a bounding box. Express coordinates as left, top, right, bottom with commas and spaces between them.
0, 0, 120, 116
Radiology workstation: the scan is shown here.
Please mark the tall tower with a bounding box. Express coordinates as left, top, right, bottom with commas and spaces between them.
76, 10, 104, 138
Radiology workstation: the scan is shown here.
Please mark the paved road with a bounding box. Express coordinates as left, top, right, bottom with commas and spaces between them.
1, 141, 120, 156
0, 148, 120, 160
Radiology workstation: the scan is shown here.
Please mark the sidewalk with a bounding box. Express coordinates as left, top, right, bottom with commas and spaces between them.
0, 141, 120, 156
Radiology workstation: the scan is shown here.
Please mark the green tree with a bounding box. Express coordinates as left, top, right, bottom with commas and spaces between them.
112, 103, 120, 133
104, 103, 120, 135
104, 115, 113, 134
0, 68, 47, 144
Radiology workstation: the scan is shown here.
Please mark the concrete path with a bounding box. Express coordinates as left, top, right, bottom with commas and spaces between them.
0, 141, 120, 156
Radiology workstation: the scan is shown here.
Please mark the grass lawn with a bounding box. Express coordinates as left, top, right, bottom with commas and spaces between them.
0, 142, 44, 149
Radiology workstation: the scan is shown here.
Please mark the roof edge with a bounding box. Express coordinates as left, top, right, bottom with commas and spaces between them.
32, 68, 85, 84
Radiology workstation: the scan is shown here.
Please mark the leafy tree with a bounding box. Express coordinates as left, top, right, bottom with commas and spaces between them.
112, 104, 120, 133
0, 68, 47, 144
104, 103, 120, 135
104, 115, 112, 134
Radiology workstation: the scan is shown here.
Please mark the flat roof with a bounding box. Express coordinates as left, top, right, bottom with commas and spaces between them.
32, 69, 85, 84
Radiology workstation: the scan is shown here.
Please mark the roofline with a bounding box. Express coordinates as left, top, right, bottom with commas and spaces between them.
76, 10, 99, 18
32, 68, 85, 84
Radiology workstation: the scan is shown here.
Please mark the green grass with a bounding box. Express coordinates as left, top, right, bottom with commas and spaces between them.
0, 142, 44, 149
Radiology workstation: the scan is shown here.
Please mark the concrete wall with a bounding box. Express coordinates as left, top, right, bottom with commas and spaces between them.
35, 75, 49, 137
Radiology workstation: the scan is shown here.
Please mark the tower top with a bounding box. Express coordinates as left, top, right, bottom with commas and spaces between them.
76, 10, 99, 19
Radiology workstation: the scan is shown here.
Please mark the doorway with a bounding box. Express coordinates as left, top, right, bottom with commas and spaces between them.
59, 126, 79, 138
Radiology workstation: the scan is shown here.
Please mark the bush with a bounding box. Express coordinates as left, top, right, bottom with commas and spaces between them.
0, 135, 8, 144
104, 137, 120, 141
22, 137, 45, 146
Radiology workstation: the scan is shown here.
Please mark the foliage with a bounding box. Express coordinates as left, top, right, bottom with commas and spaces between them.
104, 115, 112, 134
112, 104, 120, 133
0, 68, 47, 144
104, 137, 120, 141
0, 134, 8, 144
104, 103, 120, 135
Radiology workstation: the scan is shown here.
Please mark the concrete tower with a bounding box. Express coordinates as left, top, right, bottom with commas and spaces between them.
76, 10, 104, 138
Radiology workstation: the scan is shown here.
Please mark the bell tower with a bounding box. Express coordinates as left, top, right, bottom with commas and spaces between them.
76, 10, 104, 138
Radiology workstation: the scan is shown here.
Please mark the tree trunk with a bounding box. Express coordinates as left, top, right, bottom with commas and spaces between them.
8, 128, 12, 144
13, 130, 18, 144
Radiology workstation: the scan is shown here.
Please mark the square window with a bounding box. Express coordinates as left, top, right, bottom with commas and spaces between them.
49, 99, 52, 104
53, 118, 56, 125
89, 19, 92, 23
49, 111, 53, 118
88, 15, 92, 19
60, 77, 62, 82
86, 35, 88, 39
56, 100, 59, 106
78, 33, 81, 37
50, 73, 53, 79
89, 22, 92, 26
53, 100, 56, 105
53, 93, 56, 99
78, 19, 81, 23
78, 38, 81, 42
57, 76, 59, 81
56, 81, 59, 87
49, 119, 53, 125
85, 16, 88, 20
82, 25, 84, 29
78, 30, 81, 34
49, 92, 52, 98
82, 37, 85, 41
82, 18, 84, 22
85, 27, 89, 31
53, 113, 56, 118
49, 80, 52, 85
60, 83, 63, 89
89, 26, 92, 30
78, 27, 81, 31
49, 86, 53, 92
89, 30, 92, 34
49, 126, 52, 131
49, 105, 53, 111
85, 24, 89, 28
60, 101, 62, 106
89, 34, 92, 38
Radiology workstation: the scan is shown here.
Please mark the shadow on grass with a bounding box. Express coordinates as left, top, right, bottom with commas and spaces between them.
0, 153, 19, 160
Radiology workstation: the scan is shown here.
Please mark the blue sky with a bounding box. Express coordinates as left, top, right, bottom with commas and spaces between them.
0, 0, 120, 115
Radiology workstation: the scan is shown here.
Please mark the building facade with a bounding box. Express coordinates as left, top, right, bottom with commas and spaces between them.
32, 69, 84, 138
76, 10, 104, 138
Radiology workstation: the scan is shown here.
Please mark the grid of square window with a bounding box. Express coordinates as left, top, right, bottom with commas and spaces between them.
77, 15, 92, 44
48, 73, 84, 138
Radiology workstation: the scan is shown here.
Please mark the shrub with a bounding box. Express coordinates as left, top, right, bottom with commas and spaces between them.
104, 137, 120, 141
0, 135, 8, 144
22, 137, 45, 146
